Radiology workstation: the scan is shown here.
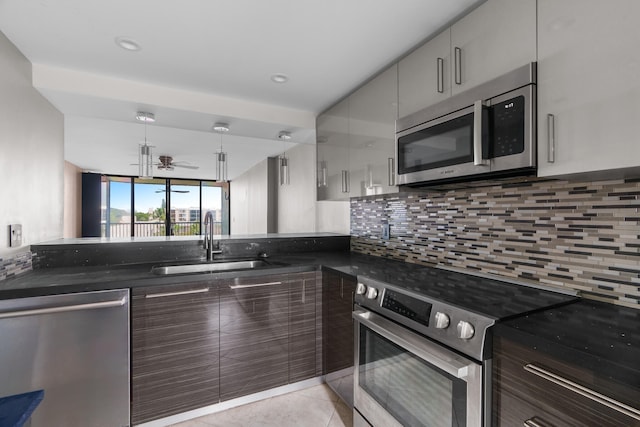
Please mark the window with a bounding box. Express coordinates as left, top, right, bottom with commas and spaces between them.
98, 175, 229, 237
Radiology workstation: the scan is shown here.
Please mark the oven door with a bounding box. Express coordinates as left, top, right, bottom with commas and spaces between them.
353, 309, 483, 427
396, 103, 488, 185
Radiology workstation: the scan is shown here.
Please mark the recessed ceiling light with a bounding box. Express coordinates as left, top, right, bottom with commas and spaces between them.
213, 122, 230, 133
278, 131, 292, 141
271, 74, 289, 84
115, 37, 141, 51
135, 112, 155, 122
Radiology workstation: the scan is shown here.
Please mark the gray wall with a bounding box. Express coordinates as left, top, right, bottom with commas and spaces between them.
0, 30, 64, 258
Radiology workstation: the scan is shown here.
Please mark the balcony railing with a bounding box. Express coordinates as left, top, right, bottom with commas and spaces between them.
101, 221, 222, 237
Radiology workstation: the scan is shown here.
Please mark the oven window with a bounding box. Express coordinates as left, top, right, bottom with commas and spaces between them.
397, 113, 474, 174
359, 326, 467, 427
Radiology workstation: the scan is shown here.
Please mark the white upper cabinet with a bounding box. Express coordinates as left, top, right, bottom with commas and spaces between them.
349, 65, 399, 197
316, 98, 350, 201
537, 0, 640, 177
398, 0, 536, 118
450, 0, 537, 96
398, 29, 451, 118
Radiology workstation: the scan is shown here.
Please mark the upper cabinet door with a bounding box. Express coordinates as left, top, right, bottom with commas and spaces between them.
450, 0, 537, 95
398, 29, 451, 118
537, 0, 640, 177
316, 98, 350, 201
349, 64, 399, 197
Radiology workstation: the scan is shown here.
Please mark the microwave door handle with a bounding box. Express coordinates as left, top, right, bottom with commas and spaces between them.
473, 100, 488, 166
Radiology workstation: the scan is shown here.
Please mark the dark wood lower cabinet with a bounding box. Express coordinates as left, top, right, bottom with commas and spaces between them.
493, 335, 640, 427
131, 281, 220, 425
289, 271, 321, 382
130, 271, 324, 422
323, 270, 356, 374
219, 274, 290, 401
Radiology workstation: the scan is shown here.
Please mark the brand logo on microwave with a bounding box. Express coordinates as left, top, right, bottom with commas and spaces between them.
441, 169, 455, 175
504, 102, 515, 109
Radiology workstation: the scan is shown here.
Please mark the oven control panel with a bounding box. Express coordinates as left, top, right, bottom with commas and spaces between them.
354, 277, 496, 360
381, 289, 432, 328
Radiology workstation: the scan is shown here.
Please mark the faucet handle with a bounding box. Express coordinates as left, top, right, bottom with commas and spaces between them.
258, 251, 268, 259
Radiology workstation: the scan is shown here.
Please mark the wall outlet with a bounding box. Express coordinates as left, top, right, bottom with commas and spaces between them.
9, 224, 22, 247
382, 223, 390, 240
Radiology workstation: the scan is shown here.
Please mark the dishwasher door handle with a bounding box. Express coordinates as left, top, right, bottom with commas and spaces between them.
0, 297, 127, 319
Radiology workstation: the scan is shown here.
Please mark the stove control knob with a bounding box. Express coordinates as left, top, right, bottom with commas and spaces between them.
365, 287, 378, 300
356, 282, 367, 295
434, 312, 450, 329
457, 321, 475, 340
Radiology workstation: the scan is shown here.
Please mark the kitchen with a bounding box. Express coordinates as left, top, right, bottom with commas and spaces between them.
0, 1, 639, 426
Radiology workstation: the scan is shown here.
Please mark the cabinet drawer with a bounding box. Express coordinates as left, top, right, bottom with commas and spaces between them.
493, 336, 640, 427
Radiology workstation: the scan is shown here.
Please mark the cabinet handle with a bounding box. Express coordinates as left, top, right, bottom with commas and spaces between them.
524, 417, 552, 427
229, 281, 282, 290
0, 298, 126, 319
387, 158, 395, 186
341, 170, 350, 193
454, 47, 462, 85
524, 364, 640, 421
437, 57, 444, 93
473, 100, 488, 166
547, 114, 555, 163
301, 279, 306, 304
145, 288, 209, 298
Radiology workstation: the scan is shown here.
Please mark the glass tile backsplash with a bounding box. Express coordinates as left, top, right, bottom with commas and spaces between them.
350, 178, 640, 309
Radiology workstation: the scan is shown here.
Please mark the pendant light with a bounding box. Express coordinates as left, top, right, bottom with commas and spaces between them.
317, 136, 328, 188
278, 131, 291, 186
136, 112, 155, 179
213, 122, 230, 182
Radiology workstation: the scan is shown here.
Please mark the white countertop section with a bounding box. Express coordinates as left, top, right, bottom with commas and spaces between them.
33, 232, 349, 246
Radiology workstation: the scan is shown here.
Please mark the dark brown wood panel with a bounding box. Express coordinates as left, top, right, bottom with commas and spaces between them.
219, 274, 289, 401
131, 281, 220, 425
289, 271, 319, 383
493, 335, 640, 427
323, 270, 356, 374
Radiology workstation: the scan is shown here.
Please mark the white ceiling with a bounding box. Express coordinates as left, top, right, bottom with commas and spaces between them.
0, 0, 482, 180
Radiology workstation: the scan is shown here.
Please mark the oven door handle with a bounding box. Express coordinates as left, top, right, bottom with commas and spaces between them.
353, 309, 476, 379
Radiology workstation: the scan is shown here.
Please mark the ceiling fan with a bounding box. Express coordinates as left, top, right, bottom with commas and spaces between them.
131, 155, 199, 172
156, 155, 199, 171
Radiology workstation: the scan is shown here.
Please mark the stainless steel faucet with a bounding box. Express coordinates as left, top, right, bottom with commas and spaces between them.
203, 211, 222, 261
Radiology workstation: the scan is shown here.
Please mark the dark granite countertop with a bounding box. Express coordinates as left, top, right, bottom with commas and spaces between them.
494, 299, 640, 405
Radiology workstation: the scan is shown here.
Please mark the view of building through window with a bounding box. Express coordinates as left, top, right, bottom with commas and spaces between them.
101, 176, 228, 237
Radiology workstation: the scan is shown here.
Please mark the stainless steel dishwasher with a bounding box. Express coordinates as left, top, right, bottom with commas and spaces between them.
0, 289, 130, 427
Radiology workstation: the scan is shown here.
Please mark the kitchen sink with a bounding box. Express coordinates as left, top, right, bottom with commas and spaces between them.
151, 259, 276, 275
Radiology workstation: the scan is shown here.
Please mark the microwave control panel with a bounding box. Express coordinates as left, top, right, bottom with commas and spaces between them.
490, 95, 525, 158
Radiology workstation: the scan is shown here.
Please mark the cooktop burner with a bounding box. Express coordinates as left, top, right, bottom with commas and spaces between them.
354, 263, 577, 361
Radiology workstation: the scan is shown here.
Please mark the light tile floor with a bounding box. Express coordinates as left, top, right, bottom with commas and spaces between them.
170, 384, 353, 427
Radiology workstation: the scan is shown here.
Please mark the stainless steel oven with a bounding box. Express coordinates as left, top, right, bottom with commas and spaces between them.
396, 63, 536, 186
353, 308, 482, 427
351, 271, 577, 427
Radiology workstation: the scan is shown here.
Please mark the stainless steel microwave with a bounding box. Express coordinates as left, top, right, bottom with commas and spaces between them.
396, 63, 536, 186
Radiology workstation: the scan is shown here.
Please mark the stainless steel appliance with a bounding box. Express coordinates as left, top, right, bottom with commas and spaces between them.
0, 289, 130, 427
352, 268, 577, 427
396, 63, 536, 186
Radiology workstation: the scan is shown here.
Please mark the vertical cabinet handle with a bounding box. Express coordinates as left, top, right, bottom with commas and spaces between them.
454, 47, 462, 85
473, 100, 488, 166
547, 114, 555, 163
387, 158, 395, 186
341, 170, 350, 193
437, 57, 444, 93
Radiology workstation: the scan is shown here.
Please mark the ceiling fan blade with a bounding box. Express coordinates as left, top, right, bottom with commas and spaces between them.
172, 190, 190, 193
173, 164, 200, 170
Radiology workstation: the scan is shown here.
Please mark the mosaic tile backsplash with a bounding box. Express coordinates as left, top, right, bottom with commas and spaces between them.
351, 178, 640, 309
0, 251, 32, 282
